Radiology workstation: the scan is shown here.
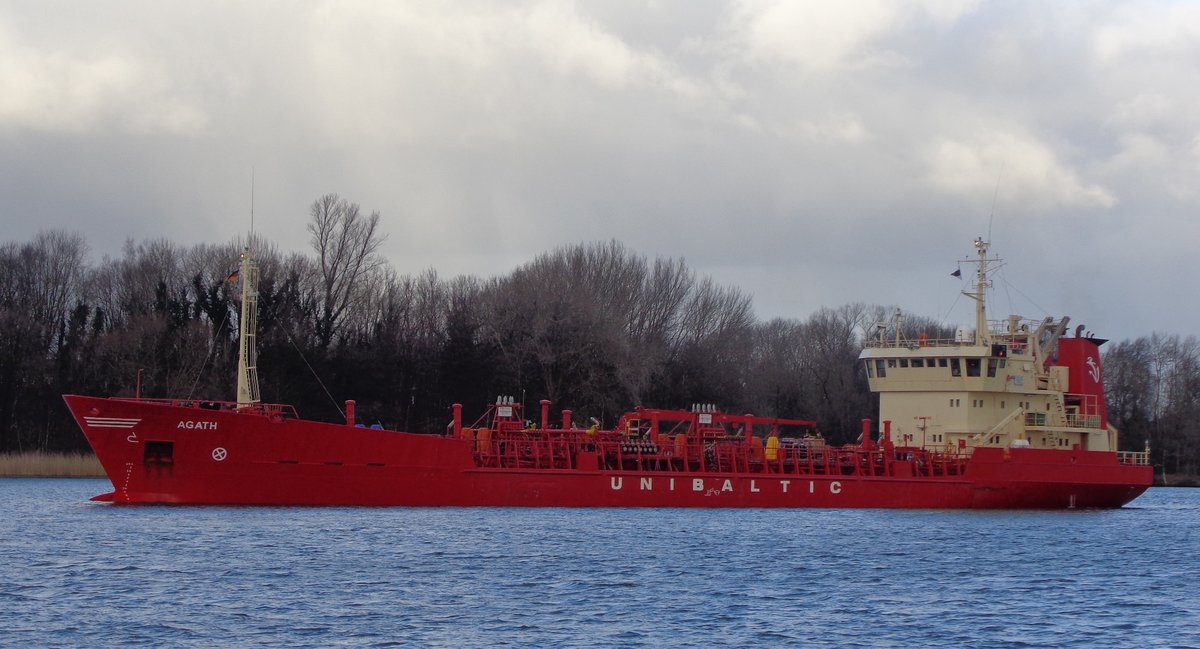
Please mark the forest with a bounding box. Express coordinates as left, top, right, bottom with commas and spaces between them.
1, 194, 1196, 478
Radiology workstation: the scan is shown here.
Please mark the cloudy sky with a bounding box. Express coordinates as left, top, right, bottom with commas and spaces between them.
2, 0, 1197, 341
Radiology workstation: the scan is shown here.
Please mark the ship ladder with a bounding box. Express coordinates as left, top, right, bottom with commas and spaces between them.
971, 407, 1025, 447
1048, 398, 1070, 446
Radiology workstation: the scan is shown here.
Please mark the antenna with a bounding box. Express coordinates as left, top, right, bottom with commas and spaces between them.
250, 167, 255, 241
987, 162, 1005, 243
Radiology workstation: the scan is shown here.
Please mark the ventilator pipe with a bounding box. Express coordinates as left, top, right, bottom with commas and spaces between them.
452, 403, 462, 437
861, 418, 875, 450
346, 400, 356, 427
883, 420, 893, 450
562, 409, 573, 429
540, 400, 550, 430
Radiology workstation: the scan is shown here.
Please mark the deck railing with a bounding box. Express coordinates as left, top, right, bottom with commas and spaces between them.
1117, 451, 1151, 466
861, 337, 963, 349
112, 397, 300, 420
467, 431, 972, 478
1025, 413, 1103, 429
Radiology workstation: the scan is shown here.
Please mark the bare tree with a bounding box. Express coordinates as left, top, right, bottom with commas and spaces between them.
0, 230, 89, 352
307, 194, 387, 348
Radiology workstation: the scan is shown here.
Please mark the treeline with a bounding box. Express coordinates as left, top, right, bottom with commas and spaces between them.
1105, 336, 1200, 478
0, 194, 1194, 476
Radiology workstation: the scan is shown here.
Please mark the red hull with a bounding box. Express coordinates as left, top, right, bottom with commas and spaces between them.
64, 395, 1152, 509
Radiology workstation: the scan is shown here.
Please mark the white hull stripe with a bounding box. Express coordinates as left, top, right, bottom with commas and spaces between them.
83, 417, 141, 429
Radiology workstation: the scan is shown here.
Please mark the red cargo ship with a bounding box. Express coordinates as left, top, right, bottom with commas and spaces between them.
64, 239, 1152, 508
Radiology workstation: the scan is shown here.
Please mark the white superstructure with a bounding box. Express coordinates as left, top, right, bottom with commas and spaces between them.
858, 238, 1117, 454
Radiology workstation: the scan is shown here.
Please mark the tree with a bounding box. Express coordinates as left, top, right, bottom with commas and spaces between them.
1104, 338, 1154, 452
307, 194, 387, 348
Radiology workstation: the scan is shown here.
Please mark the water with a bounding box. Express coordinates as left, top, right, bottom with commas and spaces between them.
1, 481, 1196, 648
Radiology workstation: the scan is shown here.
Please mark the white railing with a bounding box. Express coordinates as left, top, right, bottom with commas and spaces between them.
1117, 451, 1151, 466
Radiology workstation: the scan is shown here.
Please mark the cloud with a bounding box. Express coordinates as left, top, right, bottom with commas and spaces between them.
0, 26, 206, 135
1089, 4, 1200, 208
727, 0, 977, 70
1092, 2, 1200, 63
301, 1, 700, 147
923, 134, 1117, 211
522, 1, 668, 89
0, 0, 1196, 340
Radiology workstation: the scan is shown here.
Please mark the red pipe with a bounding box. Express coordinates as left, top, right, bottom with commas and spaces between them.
540, 400, 551, 430
861, 418, 874, 450
452, 403, 462, 437
562, 409, 573, 429
345, 400, 356, 426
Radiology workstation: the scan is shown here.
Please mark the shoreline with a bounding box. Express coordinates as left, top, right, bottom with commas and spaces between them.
1158, 474, 1200, 488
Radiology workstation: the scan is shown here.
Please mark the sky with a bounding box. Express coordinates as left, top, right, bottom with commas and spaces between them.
1, 0, 1198, 342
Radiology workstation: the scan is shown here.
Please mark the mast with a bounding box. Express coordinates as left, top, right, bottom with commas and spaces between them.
966, 237, 991, 346
236, 246, 260, 408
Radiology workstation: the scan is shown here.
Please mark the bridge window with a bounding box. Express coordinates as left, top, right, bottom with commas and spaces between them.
865, 360, 874, 377
987, 358, 998, 378
876, 359, 886, 377
912, 359, 924, 368
951, 359, 961, 376
938, 358, 948, 367
966, 358, 981, 377
899, 359, 909, 368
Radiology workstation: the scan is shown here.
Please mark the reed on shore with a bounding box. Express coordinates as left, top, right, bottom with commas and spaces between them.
0, 452, 105, 478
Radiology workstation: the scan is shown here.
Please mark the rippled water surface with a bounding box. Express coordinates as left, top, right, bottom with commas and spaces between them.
2, 480, 1197, 648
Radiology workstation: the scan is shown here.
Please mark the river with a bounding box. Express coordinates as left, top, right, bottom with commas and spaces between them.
2, 479, 1196, 648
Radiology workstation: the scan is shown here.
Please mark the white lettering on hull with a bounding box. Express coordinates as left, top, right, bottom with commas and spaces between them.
607, 477, 846, 497
178, 421, 219, 430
